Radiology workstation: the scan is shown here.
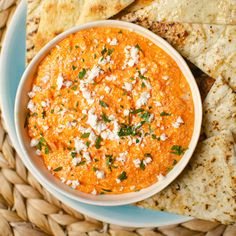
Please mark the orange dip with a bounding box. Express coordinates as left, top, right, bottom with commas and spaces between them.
26, 27, 194, 195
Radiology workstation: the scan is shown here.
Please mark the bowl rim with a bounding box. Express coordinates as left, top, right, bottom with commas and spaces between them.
14, 19, 202, 206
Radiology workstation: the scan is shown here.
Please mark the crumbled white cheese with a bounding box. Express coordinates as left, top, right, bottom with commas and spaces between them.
35, 150, 41, 156
108, 38, 118, 45
172, 116, 184, 128
89, 130, 97, 143
116, 151, 127, 164
42, 125, 49, 131
133, 158, 141, 168
142, 80, 152, 90
87, 109, 106, 134
108, 114, 115, 121
71, 180, 80, 189
60, 177, 66, 183
30, 139, 39, 147
86, 65, 102, 84
80, 81, 94, 105
66, 180, 72, 185
157, 173, 165, 182
104, 86, 111, 93
83, 152, 91, 163
154, 101, 162, 107
136, 92, 150, 108
64, 80, 72, 88
47, 166, 51, 171
143, 157, 152, 165
91, 189, 97, 195
41, 100, 49, 107
28, 91, 35, 98
122, 82, 133, 91
123, 109, 129, 116
82, 110, 87, 114
130, 186, 136, 190
41, 75, 50, 83
32, 85, 41, 92
116, 178, 121, 184
27, 100, 36, 112
105, 75, 117, 81
96, 170, 105, 179
57, 74, 64, 90
140, 68, 147, 75
160, 133, 168, 141
74, 138, 87, 152
162, 75, 169, 80
123, 45, 140, 68
72, 157, 82, 166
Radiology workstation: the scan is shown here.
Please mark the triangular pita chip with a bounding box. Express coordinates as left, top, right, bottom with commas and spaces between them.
136, 130, 236, 224
26, 0, 134, 63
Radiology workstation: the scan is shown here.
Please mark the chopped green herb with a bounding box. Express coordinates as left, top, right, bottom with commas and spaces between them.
140, 160, 145, 170
118, 171, 127, 181
75, 45, 79, 49
24, 112, 30, 128
171, 145, 186, 155
42, 110, 46, 119
105, 155, 114, 170
101, 47, 107, 55
107, 48, 114, 55
135, 120, 146, 129
86, 141, 90, 147
135, 44, 142, 51
78, 68, 86, 79
94, 53, 97, 59
81, 58, 85, 62
160, 111, 171, 116
102, 188, 112, 192
138, 71, 148, 80
50, 109, 54, 114
92, 166, 98, 172
136, 139, 140, 143
77, 160, 86, 166
101, 113, 111, 123
75, 101, 79, 107
99, 100, 108, 108
94, 158, 99, 162
118, 124, 136, 137
72, 65, 77, 70
95, 136, 102, 149
139, 112, 151, 122
130, 108, 144, 114
144, 153, 152, 157
71, 151, 77, 158
45, 146, 49, 154
141, 82, 146, 88
71, 85, 77, 90
173, 159, 177, 165
53, 166, 62, 172
118, 30, 123, 34
130, 77, 134, 81
81, 132, 90, 138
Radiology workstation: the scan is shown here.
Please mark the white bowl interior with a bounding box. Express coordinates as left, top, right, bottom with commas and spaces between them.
15, 20, 202, 206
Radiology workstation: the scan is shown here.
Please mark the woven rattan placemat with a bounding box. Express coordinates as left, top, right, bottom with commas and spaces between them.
0, 1, 236, 235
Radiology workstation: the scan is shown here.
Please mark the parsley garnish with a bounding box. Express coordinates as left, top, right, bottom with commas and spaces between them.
86, 141, 90, 147
135, 44, 142, 51
78, 68, 86, 79
138, 71, 147, 80
44, 146, 49, 154
81, 133, 90, 138
130, 108, 144, 114
107, 48, 114, 55
105, 155, 114, 170
53, 166, 62, 172
144, 153, 152, 157
24, 112, 30, 128
77, 160, 86, 166
118, 124, 136, 137
173, 159, 177, 165
118, 171, 127, 181
99, 100, 108, 108
71, 85, 77, 90
92, 166, 98, 172
140, 160, 145, 170
141, 82, 146, 88
139, 112, 151, 122
95, 136, 102, 149
42, 110, 46, 119
36, 137, 49, 154
71, 151, 76, 158
72, 65, 77, 70
101, 47, 107, 55
171, 145, 186, 155
160, 111, 171, 116
102, 188, 112, 192
101, 113, 111, 123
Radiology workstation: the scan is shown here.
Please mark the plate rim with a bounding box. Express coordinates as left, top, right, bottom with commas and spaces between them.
0, 0, 193, 227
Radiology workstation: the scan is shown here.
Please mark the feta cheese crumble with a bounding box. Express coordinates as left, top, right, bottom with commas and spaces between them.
172, 116, 184, 128
96, 170, 105, 179
122, 82, 133, 91
160, 133, 168, 141
136, 92, 150, 108
56, 74, 64, 90
30, 139, 39, 147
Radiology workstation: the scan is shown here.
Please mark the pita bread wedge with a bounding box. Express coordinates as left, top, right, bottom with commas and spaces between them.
118, 11, 236, 90
202, 76, 236, 139
26, 0, 134, 63
120, 0, 236, 25
136, 130, 236, 224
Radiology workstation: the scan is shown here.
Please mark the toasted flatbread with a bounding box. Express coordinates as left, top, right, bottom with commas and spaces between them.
202, 76, 236, 139
26, 0, 134, 63
120, 0, 236, 24
136, 130, 236, 224
118, 11, 236, 90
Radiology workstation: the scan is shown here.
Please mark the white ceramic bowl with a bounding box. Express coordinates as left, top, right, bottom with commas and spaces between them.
15, 20, 202, 206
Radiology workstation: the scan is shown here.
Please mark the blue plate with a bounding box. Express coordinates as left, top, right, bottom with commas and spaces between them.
0, 0, 192, 227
